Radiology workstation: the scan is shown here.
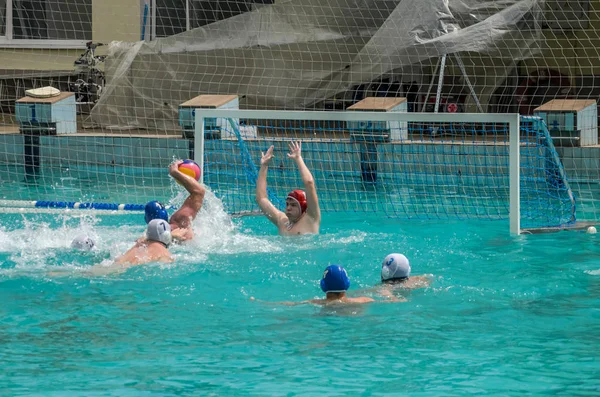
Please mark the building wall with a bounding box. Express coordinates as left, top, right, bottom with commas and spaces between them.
0, 0, 141, 71
525, 0, 600, 76
0, 48, 80, 71
0, 0, 598, 93
92, 0, 141, 45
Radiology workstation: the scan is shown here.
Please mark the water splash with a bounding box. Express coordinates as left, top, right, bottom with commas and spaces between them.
0, 188, 284, 277
182, 189, 282, 255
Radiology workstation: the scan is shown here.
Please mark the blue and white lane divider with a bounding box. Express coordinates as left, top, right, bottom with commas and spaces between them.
0, 200, 176, 212
0, 200, 262, 217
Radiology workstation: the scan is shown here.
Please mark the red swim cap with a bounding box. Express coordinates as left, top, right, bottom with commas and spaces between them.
287, 190, 307, 213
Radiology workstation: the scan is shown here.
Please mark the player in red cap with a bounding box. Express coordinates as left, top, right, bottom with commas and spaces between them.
256, 141, 321, 235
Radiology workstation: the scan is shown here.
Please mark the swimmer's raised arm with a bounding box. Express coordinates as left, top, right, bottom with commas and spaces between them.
287, 141, 320, 222
256, 146, 287, 227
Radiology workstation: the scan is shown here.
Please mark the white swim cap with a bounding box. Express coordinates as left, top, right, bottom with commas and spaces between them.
381, 253, 411, 281
71, 235, 95, 251
146, 219, 172, 247
587, 226, 597, 234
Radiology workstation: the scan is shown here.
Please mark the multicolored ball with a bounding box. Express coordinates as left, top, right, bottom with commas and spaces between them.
178, 159, 201, 181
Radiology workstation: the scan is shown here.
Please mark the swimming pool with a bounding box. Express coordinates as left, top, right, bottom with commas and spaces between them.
1, 191, 599, 395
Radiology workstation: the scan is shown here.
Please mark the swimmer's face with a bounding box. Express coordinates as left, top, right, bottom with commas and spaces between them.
285, 198, 302, 221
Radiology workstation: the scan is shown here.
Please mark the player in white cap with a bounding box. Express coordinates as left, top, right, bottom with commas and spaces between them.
113, 219, 173, 268
71, 235, 95, 251
83, 220, 173, 276
378, 253, 431, 297
251, 265, 406, 305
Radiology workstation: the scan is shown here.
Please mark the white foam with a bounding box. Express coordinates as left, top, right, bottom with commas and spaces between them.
183, 189, 282, 255
0, 213, 100, 252
0, 188, 285, 276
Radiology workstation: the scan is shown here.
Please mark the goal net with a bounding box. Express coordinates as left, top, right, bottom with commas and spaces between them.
195, 109, 575, 234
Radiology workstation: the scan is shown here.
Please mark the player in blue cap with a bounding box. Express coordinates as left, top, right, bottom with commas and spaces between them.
252, 265, 378, 306
141, 160, 206, 242
144, 201, 169, 224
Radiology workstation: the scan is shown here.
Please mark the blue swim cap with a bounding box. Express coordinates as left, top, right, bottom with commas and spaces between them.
320, 265, 350, 293
144, 200, 168, 224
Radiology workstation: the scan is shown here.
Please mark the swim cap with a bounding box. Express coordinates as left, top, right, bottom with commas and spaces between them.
320, 265, 350, 293
146, 219, 172, 247
144, 200, 168, 224
287, 190, 307, 213
381, 253, 411, 282
71, 235, 95, 251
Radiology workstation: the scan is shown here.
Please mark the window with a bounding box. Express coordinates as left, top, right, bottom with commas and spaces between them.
0, 0, 92, 48
0, 0, 6, 37
152, 0, 267, 39
544, 0, 589, 30
155, 0, 186, 37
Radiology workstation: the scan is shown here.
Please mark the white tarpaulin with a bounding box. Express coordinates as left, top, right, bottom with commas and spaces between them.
91, 0, 543, 129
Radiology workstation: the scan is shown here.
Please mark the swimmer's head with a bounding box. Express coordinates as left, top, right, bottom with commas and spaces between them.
71, 235, 95, 251
320, 265, 350, 293
144, 200, 169, 224
381, 253, 411, 283
587, 226, 597, 234
146, 219, 172, 247
286, 189, 307, 220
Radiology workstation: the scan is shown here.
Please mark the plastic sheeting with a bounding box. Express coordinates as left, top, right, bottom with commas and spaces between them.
90, 0, 543, 129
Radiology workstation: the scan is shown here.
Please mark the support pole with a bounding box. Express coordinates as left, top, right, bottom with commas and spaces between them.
23, 132, 40, 181
453, 54, 484, 113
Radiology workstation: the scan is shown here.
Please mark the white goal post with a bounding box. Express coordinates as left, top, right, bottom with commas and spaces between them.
194, 109, 530, 233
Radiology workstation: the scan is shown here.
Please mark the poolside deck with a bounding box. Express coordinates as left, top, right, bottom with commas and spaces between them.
2, 114, 600, 148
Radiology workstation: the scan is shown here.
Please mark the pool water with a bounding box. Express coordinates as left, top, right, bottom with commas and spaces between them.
1, 192, 599, 396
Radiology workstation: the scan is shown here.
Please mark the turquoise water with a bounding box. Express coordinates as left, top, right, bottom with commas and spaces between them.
1, 192, 600, 396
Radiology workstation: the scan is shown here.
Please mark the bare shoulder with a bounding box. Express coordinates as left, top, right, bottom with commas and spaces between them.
407, 275, 432, 288
160, 254, 174, 263
276, 216, 295, 234
346, 296, 375, 304
304, 213, 321, 227
276, 214, 291, 227
150, 244, 172, 259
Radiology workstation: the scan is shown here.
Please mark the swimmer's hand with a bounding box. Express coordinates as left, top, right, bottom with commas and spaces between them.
171, 227, 190, 242
169, 160, 184, 176
287, 141, 302, 160
260, 146, 275, 167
